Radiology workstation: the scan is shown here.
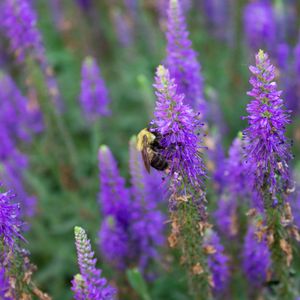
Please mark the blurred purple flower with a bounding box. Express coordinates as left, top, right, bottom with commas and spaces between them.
112, 9, 133, 48
274, 0, 297, 43
0, 267, 12, 300
165, 0, 206, 113
202, 0, 230, 40
275, 43, 300, 115
0, 73, 43, 142
207, 133, 226, 193
49, 0, 64, 29
75, 0, 91, 11
0, 0, 63, 110
98, 146, 131, 225
214, 197, 237, 238
224, 136, 250, 198
152, 65, 205, 187
129, 137, 165, 273
72, 226, 117, 300
289, 40, 300, 114
294, 40, 300, 76
98, 216, 130, 270
243, 50, 292, 203
124, 0, 138, 19
205, 231, 230, 293
0, 186, 23, 250
206, 87, 228, 136
0, 0, 44, 62
80, 57, 110, 122
98, 143, 165, 275
242, 224, 270, 286
98, 145, 132, 269
0, 74, 39, 218
243, 1, 276, 52
276, 43, 290, 71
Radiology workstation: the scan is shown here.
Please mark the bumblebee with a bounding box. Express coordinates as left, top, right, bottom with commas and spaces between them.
136, 128, 168, 173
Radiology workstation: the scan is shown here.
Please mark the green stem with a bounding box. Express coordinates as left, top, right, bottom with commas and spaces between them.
176, 200, 211, 300
25, 58, 80, 176
264, 191, 293, 300
91, 119, 102, 160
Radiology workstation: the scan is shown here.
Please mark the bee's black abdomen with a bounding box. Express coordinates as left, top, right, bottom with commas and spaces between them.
151, 154, 168, 171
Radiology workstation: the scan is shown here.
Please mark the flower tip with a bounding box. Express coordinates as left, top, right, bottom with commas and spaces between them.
99, 145, 109, 153
156, 65, 167, 76
237, 131, 243, 139
170, 0, 178, 6
74, 226, 83, 235
74, 273, 83, 281
257, 49, 268, 61
84, 56, 94, 65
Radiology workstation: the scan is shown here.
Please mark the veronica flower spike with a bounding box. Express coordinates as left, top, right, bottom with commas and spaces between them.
243, 50, 294, 299
1, 0, 44, 62
166, 0, 206, 113
152, 65, 206, 187
80, 57, 110, 122
98, 145, 132, 271
152, 65, 210, 298
72, 226, 117, 300
0, 187, 23, 251
242, 224, 270, 289
243, 50, 292, 204
243, 1, 276, 52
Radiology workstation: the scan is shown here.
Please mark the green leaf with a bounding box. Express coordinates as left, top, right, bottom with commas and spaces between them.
126, 268, 152, 300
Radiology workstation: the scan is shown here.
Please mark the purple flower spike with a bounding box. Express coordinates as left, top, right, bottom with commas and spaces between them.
129, 137, 165, 273
0, 73, 43, 143
243, 1, 276, 52
152, 65, 205, 187
0, 0, 62, 110
98, 146, 132, 269
112, 9, 133, 48
205, 231, 230, 293
99, 142, 165, 275
225, 136, 250, 199
0, 186, 23, 250
242, 224, 270, 287
157, 0, 191, 19
294, 40, 300, 77
214, 196, 237, 238
80, 57, 110, 122
202, 0, 230, 40
98, 145, 131, 224
72, 226, 117, 300
0, 0, 44, 62
166, 0, 206, 113
243, 50, 292, 202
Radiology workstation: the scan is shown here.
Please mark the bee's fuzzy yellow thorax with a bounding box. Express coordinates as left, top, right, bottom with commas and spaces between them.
136, 128, 156, 151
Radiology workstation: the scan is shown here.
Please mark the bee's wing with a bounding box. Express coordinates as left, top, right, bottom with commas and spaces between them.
142, 136, 151, 173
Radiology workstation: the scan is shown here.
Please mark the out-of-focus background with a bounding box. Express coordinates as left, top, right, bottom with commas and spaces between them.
0, 0, 300, 299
